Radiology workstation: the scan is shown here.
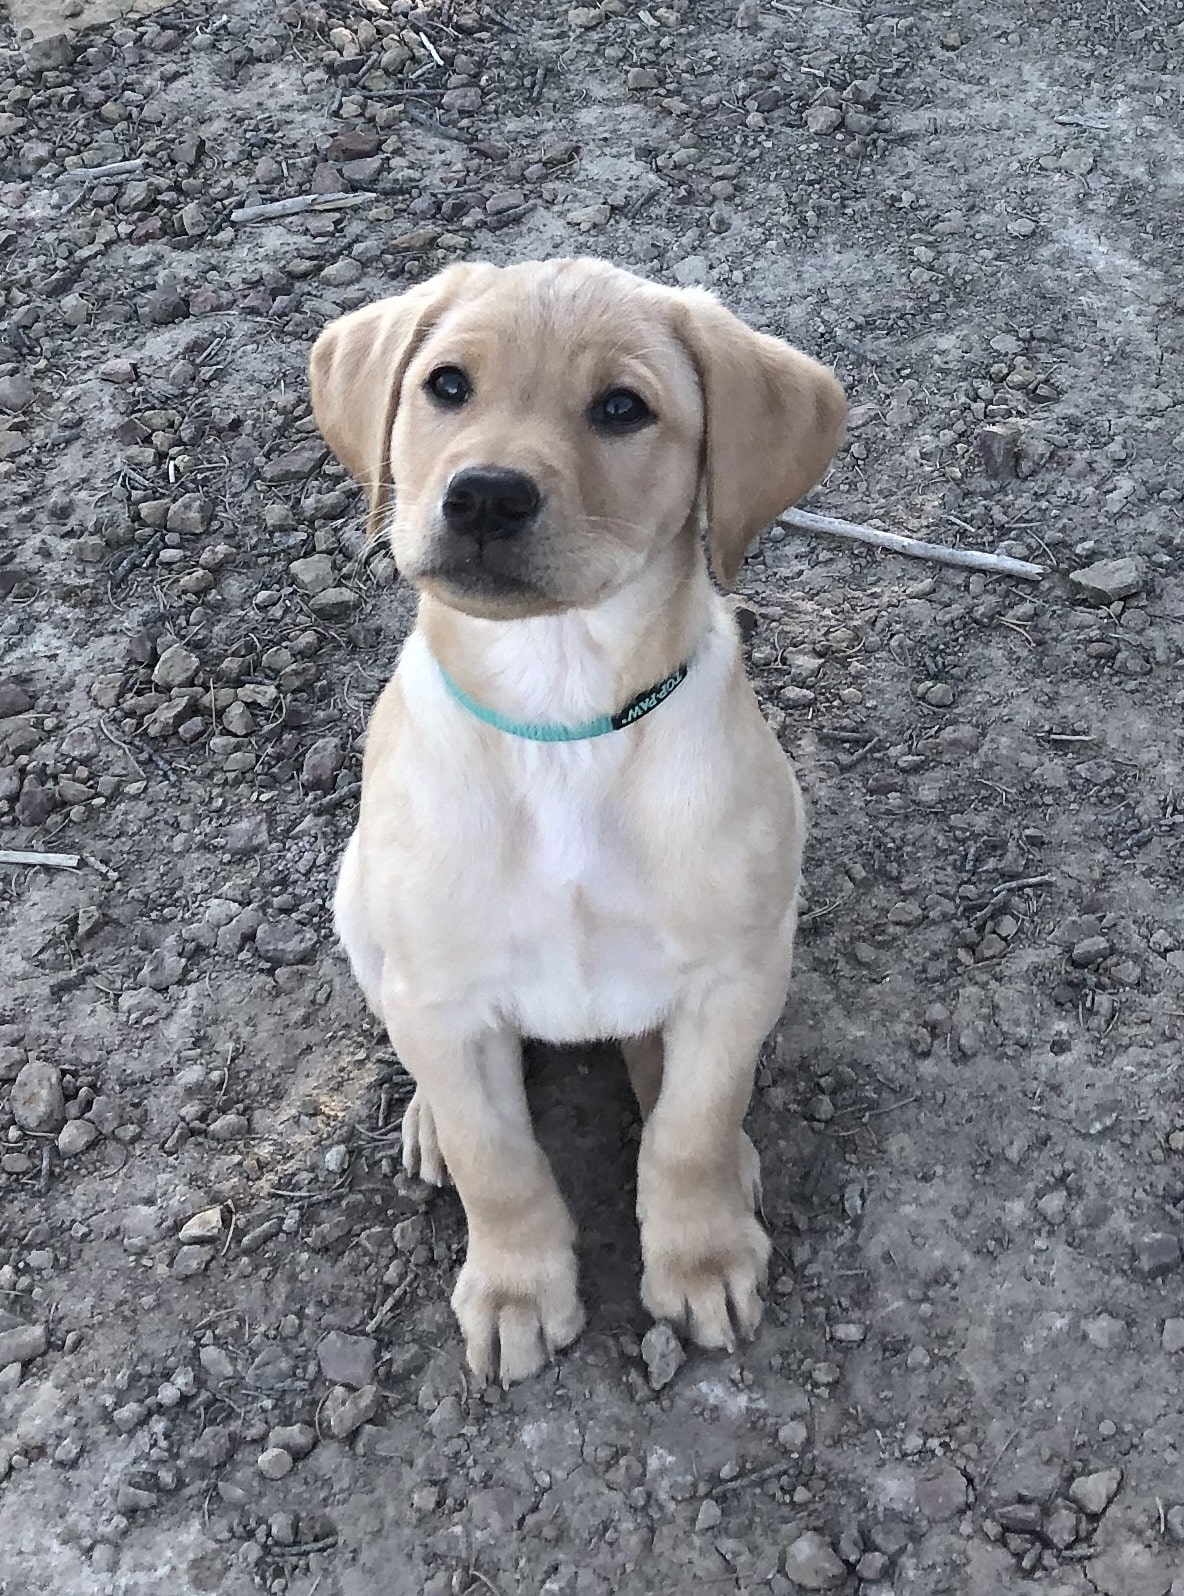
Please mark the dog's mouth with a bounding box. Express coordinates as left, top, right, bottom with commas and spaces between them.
416, 549, 563, 618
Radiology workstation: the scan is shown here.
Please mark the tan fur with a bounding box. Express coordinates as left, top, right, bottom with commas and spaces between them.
311, 258, 845, 1385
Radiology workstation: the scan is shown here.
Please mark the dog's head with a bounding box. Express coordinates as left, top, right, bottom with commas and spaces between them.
310, 258, 845, 618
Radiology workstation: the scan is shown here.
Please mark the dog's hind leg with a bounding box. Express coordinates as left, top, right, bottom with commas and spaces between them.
621, 1032, 664, 1120
333, 831, 385, 1017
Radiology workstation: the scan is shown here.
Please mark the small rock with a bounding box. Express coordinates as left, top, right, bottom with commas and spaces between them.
178, 1207, 224, 1245
1044, 1500, 1079, 1550
1166, 1505, 1184, 1545
1070, 935, 1109, 968
805, 106, 843, 135
0, 1324, 47, 1367
261, 443, 326, 485
222, 701, 255, 737
10, 1058, 65, 1133
640, 1322, 685, 1390
1162, 1318, 1184, 1354
976, 424, 1018, 478
783, 1530, 846, 1588
856, 1553, 889, 1581
695, 1498, 722, 1532
1068, 1467, 1122, 1516
224, 815, 268, 855
427, 1395, 464, 1440
152, 644, 201, 691
112, 1401, 147, 1434
166, 494, 211, 536
138, 946, 187, 991
290, 554, 335, 595
172, 1246, 215, 1279
309, 586, 358, 621
57, 1121, 98, 1159
0, 681, 33, 717
267, 1424, 316, 1459
301, 736, 345, 791
996, 1501, 1043, 1534
0, 375, 35, 413
627, 67, 659, 90
778, 1419, 809, 1452
116, 1484, 158, 1513
207, 1112, 248, 1142
916, 1462, 967, 1522
317, 1331, 377, 1389
23, 32, 74, 72
199, 1345, 234, 1382
323, 1383, 378, 1439
342, 156, 383, 187
255, 919, 317, 967
1068, 557, 1145, 604
257, 1447, 293, 1480
1136, 1233, 1181, 1278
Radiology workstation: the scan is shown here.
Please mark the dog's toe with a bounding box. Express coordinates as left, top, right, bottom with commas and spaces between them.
452, 1242, 584, 1387
401, 1090, 449, 1186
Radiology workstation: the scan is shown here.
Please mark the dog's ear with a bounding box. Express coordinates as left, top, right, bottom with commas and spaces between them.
673, 291, 847, 587
309, 264, 490, 538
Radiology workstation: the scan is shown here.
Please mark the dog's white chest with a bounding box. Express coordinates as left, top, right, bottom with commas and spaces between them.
496, 759, 677, 1043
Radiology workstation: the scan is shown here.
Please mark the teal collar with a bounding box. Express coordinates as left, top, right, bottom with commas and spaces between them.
437, 656, 692, 742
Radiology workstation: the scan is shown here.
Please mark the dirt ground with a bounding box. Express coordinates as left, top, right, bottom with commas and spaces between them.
2, 0, 1183, 1592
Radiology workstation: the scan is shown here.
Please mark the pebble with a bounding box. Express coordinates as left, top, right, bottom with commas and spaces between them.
224, 815, 268, 855
805, 106, 843, 135
0, 1324, 47, 1367
0, 374, 35, 413
640, 1322, 685, 1390
152, 644, 201, 691
116, 1484, 158, 1513
172, 1246, 215, 1279
916, 1462, 967, 1522
1068, 557, 1145, 604
112, 1401, 146, 1434
1136, 1233, 1181, 1278
267, 1424, 316, 1459
323, 1383, 378, 1439
10, 1058, 65, 1133
0, 681, 33, 717
198, 1345, 234, 1382
165, 494, 211, 535
695, 1498, 722, 1532
57, 1121, 99, 1158
1163, 1318, 1184, 1354
138, 947, 187, 990
290, 554, 335, 596
257, 1447, 293, 1480
317, 1330, 377, 1389
1068, 1467, 1122, 1516
255, 919, 317, 967
783, 1530, 846, 1588
1166, 1505, 1184, 1545
1044, 1500, 1079, 1550
778, 1420, 809, 1452
302, 736, 345, 791
309, 586, 358, 621
178, 1207, 224, 1245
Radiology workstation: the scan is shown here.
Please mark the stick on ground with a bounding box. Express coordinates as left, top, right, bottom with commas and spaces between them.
0, 849, 81, 870
780, 508, 1046, 581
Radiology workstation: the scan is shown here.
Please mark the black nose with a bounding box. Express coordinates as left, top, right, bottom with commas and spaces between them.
442, 467, 541, 543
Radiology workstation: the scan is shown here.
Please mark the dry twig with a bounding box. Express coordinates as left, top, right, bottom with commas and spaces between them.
780, 508, 1046, 581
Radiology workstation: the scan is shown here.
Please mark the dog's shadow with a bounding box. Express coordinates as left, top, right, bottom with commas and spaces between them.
526, 1041, 645, 1323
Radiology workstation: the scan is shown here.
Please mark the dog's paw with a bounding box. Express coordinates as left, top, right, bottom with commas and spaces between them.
401, 1090, 449, 1186
452, 1240, 584, 1387
639, 1137, 769, 1353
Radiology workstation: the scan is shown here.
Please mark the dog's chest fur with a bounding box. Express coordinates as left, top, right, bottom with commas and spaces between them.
495, 746, 680, 1042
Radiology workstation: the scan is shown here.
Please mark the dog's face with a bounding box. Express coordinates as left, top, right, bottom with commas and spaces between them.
310, 259, 846, 617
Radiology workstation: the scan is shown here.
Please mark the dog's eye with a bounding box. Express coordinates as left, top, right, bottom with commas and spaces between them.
590, 388, 654, 433
426, 366, 471, 407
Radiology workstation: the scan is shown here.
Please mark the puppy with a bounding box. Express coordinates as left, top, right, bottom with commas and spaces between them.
310, 258, 845, 1385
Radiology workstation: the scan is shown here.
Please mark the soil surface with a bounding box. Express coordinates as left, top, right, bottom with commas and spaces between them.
2, 1, 1183, 1593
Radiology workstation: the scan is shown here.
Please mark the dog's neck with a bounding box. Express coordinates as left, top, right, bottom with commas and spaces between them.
418, 539, 718, 727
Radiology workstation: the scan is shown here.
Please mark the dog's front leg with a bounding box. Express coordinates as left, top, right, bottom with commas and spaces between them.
386, 1006, 584, 1385
636, 979, 784, 1352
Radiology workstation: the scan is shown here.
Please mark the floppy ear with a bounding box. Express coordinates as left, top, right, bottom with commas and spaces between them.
308, 264, 491, 539
674, 291, 847, 587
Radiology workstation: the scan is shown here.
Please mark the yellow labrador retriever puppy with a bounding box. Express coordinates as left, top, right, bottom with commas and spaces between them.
310, 258, 845, 1385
